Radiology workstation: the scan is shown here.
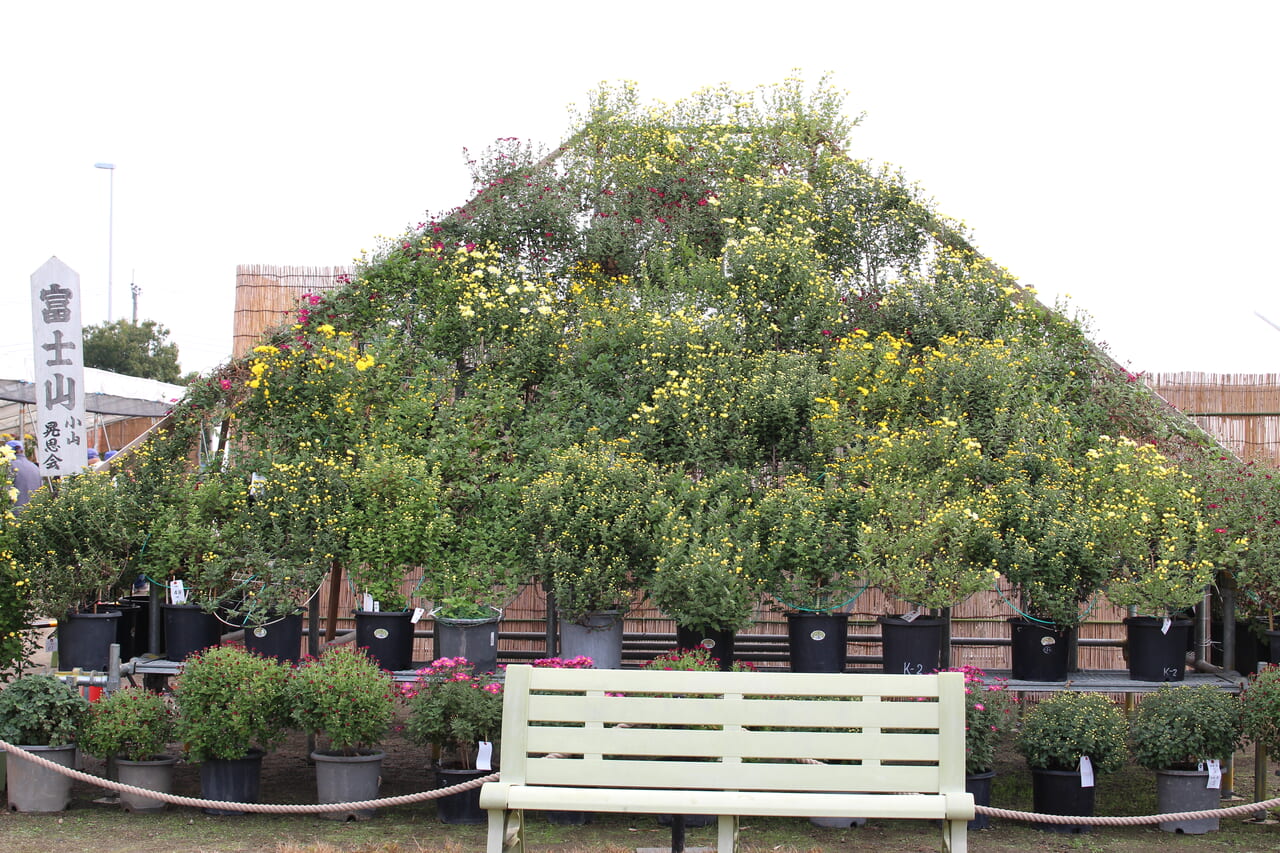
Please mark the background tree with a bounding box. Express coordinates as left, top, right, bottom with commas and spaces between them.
82, 319, 186, 384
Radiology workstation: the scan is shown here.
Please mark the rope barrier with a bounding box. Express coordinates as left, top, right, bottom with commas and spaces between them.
0, 739, 496, 814
3, 738, 1277, 825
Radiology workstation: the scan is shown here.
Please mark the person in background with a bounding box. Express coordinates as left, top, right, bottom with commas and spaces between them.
86, 447, 100, 467
7, 440, 42, 511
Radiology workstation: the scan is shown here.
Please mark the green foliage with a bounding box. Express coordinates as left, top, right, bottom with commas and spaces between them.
522, 441, 662, 623
649, 471, 762, 633
1190, 452, 1280, 625
345, 450, 446, 611
0, 447, 32, 676
122, 465, 234, 601
79, 687, 175, 761
11, 470, 139, 615
1015, 691, 1129, 773
993, 437, 1114, 628
753, 473, 864, 613
197, 450, 349, 624
402, 657, 503, 769
1241, 664, 1280, 757
111, 76, 1213, 645
290, 646, 395, 755
1130, 685, 1242, 770
849, 421, 1002, 610
173, 645, 292, 761
0, 673, 88, 746
82, 318, 184, 384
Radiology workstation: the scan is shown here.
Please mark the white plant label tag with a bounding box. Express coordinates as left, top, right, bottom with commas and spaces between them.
361, 593, 374, 612
169, 579, 188, 605
1161, 617, 1172, 635
410, 607, 424, 624
477, 741, 493, 770
1207, 759, 1222, 789
373, 600, 380, 612
1079, 756, 1095, 787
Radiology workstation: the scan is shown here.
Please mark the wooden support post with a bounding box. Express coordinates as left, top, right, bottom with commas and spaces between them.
325, 560, 343, 644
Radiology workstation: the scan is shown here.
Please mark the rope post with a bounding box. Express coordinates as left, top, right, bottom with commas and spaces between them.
1255, 743, 1270, 821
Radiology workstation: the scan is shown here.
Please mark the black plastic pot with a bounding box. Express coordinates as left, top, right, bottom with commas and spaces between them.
1008, 618, 1071, 682
433, 608, 501, 673
878, 615, 944, 674
787, 612, 848, 673
124, 593, 163, 656
966, 770, 995, 830
675, 625, 736, 671
162, 604, 221, 661
199, 749, 264, 815
354, 610, 415, 672
108, 600, 144, 662
435, 767, 491, 824
243, 612, 303, 665
57, 610, 121, 671
1124, 616, 1191, 682
1030, 767, 1094, 834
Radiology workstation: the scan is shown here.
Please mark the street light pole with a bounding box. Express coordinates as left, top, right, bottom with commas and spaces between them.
94, 162, 115, 322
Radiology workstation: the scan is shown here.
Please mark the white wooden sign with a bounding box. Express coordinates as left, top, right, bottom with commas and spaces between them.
30, 257, 87, 476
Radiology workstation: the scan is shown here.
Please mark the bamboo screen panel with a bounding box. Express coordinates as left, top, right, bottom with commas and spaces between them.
1147, 372, 1280, 465
232, 265, 352, 360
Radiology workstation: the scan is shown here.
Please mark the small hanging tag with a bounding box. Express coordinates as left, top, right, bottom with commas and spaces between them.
901, 609, 921, 623
1161, 617, 1172, 635
476, 741, 493, 771
169, 579, 188, 605
1206, 759, 1222, 789
45, 633, 58, 653
249, 471, 266, 497
410, 607, 424, 624
1079, 756, 1095, 788
361, 593, 374, 612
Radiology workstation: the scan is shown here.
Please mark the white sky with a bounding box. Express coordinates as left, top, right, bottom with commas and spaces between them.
3, 1, 1277, 379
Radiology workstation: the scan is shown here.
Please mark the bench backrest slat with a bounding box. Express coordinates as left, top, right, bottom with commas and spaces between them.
526, 726, 945, 763
526, 693, 943, 729
525, 755, 942, 793
499, 666, 967, 796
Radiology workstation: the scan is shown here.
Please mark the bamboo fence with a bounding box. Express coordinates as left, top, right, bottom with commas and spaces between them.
1146, 372, 1280, 465
232, 265, 352, 360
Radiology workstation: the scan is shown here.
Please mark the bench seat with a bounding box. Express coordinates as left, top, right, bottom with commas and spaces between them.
481, 784, 972, 820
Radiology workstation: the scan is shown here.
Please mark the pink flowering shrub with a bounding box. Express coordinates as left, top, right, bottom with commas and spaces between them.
943, 665, 1016, 774
402, 657, 503, 768
531, 655, 595, 669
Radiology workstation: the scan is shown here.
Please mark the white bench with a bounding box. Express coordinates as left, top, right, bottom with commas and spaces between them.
480, 665, 973, 852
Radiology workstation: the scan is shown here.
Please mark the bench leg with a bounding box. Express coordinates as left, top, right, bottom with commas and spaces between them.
716, 815, 738, 853
486, 808, 524, 853
942, 818, 966, 853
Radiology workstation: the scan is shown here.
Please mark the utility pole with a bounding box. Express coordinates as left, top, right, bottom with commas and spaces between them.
131, 272, 140, 323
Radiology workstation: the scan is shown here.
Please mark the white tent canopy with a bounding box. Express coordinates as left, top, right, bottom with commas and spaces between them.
0, 367, 184, 438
